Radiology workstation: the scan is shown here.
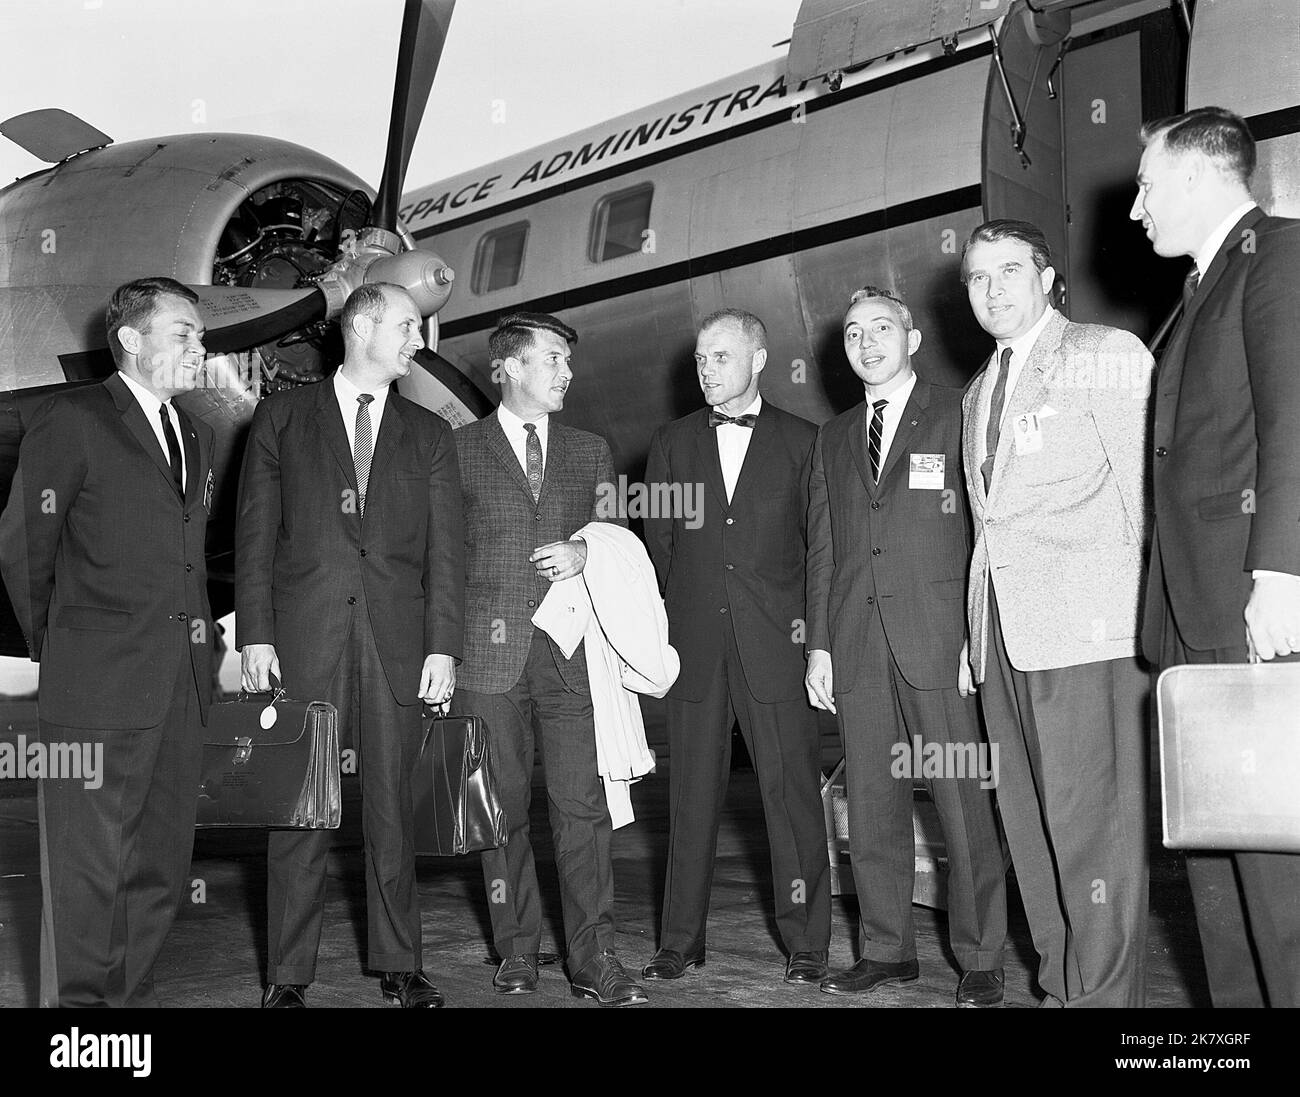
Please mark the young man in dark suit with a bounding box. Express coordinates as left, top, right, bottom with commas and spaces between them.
236, 283, 464, 1008
1133, 106, 1300, 1007
449, 312, 645, 1006
0, 276, 214, 1006
641, 308, 831, 987
805, 286, 1007, 1006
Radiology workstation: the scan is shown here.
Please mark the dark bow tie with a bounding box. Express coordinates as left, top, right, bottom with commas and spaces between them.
709, 410, 757, 428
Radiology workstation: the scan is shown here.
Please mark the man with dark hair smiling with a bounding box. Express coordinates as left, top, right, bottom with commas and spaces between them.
237, 282, 464, 1008
959, 220, 1153, 1007
450, 311, 645, 1005
1133, 106, 1300, 1008
0, 276, 213, 1006
805, 287, 1006, 1005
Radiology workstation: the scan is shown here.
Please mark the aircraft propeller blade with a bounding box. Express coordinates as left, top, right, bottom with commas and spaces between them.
372, 0, 457, 233
186, 285, 326, 354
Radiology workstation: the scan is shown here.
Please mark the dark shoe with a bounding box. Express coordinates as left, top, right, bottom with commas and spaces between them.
641, 946, 705, 980
820, 957, 920, 995
261, 983, 307, 1008
493, 954, 539, 994
570, 950, 648, 1006
784, 950, 829, 985
380, 969, 444, 1008
956, 967, 1004, 1007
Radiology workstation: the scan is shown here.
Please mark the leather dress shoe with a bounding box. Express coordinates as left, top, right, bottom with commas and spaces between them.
820, 957, 920, 995
261, 983, 307, 1008
570, 950, 648, 1006
956, 967, 1004, 1007
641, 947, 705, 980
494, 954, 539, 994
380, 969, 444, 1008
784, 950, 829, 984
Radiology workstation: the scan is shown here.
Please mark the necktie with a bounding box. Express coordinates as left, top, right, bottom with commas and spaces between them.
354, 393, 374, 515
981, 346, 1013, 495
1182, 266, 1200, 309
867, 398, 889, 483
524, 422, 543, 502
709, 410, 757, 428
159, 403, 184, 495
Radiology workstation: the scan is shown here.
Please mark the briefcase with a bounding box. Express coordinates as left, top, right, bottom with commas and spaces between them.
413, 712, 508, 855
197, 679, 341, 829
1157, 662, 1300, 852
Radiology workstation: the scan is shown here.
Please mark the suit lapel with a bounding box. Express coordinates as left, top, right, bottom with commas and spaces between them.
540, 420, 566, 503
364, 394, 407, 517
847, 403, 875, 496
876, 380, 930, 489
486, 412, 536, 502
175, 404, 202, 505
316, 375, 357, 492
963, 368, 989, 509
106, 372, 183, 497
729, 406, 776, 509
989, 311, 1067, 496
693, 414, 729, 511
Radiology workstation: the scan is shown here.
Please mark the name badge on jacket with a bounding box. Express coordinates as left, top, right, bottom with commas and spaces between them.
1013, 405, 1057, 456
909, 453, 945, 490
204, 468, 214, 511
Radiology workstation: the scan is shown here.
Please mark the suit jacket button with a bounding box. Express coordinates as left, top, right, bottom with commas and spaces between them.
870, 501, 880, 510
360, 548, 368, 557
527, 599, 536, 608
725, 518, 734, 525
177, 612, 189, 622
185, 563, 193, 573
535, 513, 543, 522
871, 547, 882, 556
183, 513, 191, 523
719, 607, 728, 614
347, 596, 357, 605
725, 563, 735, 571
866, 596, 875, 605
1155, 446, 1168, 458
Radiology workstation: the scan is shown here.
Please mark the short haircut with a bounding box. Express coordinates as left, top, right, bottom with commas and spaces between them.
847, 285, 913, 331
105, 277, 199, 365
960, 219, 1053, 281
488, 311, 578, 365
340, 282, 405, 339
699, 308, 768, 352
1140, 105, 1256, 186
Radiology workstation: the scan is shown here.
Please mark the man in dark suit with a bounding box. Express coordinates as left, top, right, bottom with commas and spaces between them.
0, 277, 213, 1007
1133, 106, 1300, 1008
236, 283, 464, 1008
449, 312, 645, 1006
641, 308, 831, 986
960, 220, 1153, 1007
804, 287, 1007, 1005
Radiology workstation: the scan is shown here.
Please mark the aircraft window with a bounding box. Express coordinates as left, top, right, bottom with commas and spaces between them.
472, 221, 529, 293
589, 184, 654, 262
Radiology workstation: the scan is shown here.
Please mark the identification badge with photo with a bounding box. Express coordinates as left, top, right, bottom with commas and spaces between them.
908, 453, 945, 490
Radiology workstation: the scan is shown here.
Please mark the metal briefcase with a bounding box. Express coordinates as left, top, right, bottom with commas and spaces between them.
197, 679, 341, 829
1156, 662, 1300, 852
413, 712, 508, 855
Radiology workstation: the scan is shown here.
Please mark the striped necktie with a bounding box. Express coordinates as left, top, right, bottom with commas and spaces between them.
867, 398, 889, 483
354, 393, 374, 515
981, 347, 1013, 494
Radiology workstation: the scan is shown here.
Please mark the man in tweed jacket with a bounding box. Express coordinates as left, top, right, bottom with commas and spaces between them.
960, 220, 1153, 1007
449, 312, 645, 1006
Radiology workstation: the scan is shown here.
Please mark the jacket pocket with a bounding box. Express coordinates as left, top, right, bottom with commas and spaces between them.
930, 577, 967, 600
1196, 490, 1251, 522
56, 605, 131, 632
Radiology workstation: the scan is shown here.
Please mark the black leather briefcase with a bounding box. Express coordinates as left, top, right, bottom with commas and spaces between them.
413, 712, 508, 855
196, 678, 341, 829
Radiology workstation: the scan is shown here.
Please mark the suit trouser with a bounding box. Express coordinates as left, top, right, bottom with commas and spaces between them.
1157, 595, 1300, 1008
454, 628, 614, 973
660, 616, 831, 956
37, 655, 203, 1007
266, 611, 423, 984
979, 582, 1149, 1007
836, 604, 1006, 970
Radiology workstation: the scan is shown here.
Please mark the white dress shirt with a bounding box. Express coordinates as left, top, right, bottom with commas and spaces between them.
866, 370, 918, 471
715, 394, 761, 503
118, 370, 186, 490
497, 401, 549, 476
333, 368, 390, 452
977, 304, 1058, 447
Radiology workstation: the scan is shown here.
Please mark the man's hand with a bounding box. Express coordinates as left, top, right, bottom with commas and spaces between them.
419, 653, 456, 707
805, 649, 836, 714
241, 643, 281, 693
958, 640, 978, 698
1245, 575, 1300, 660
531, 538, 587, 582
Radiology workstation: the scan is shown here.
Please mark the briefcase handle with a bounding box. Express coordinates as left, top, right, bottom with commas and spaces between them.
237, 671, 285, 705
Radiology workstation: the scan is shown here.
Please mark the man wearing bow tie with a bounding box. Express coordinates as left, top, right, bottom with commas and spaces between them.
642, 309, 831, 986
1133, 106, 1300, 1007
959, 220, 1153, 1007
